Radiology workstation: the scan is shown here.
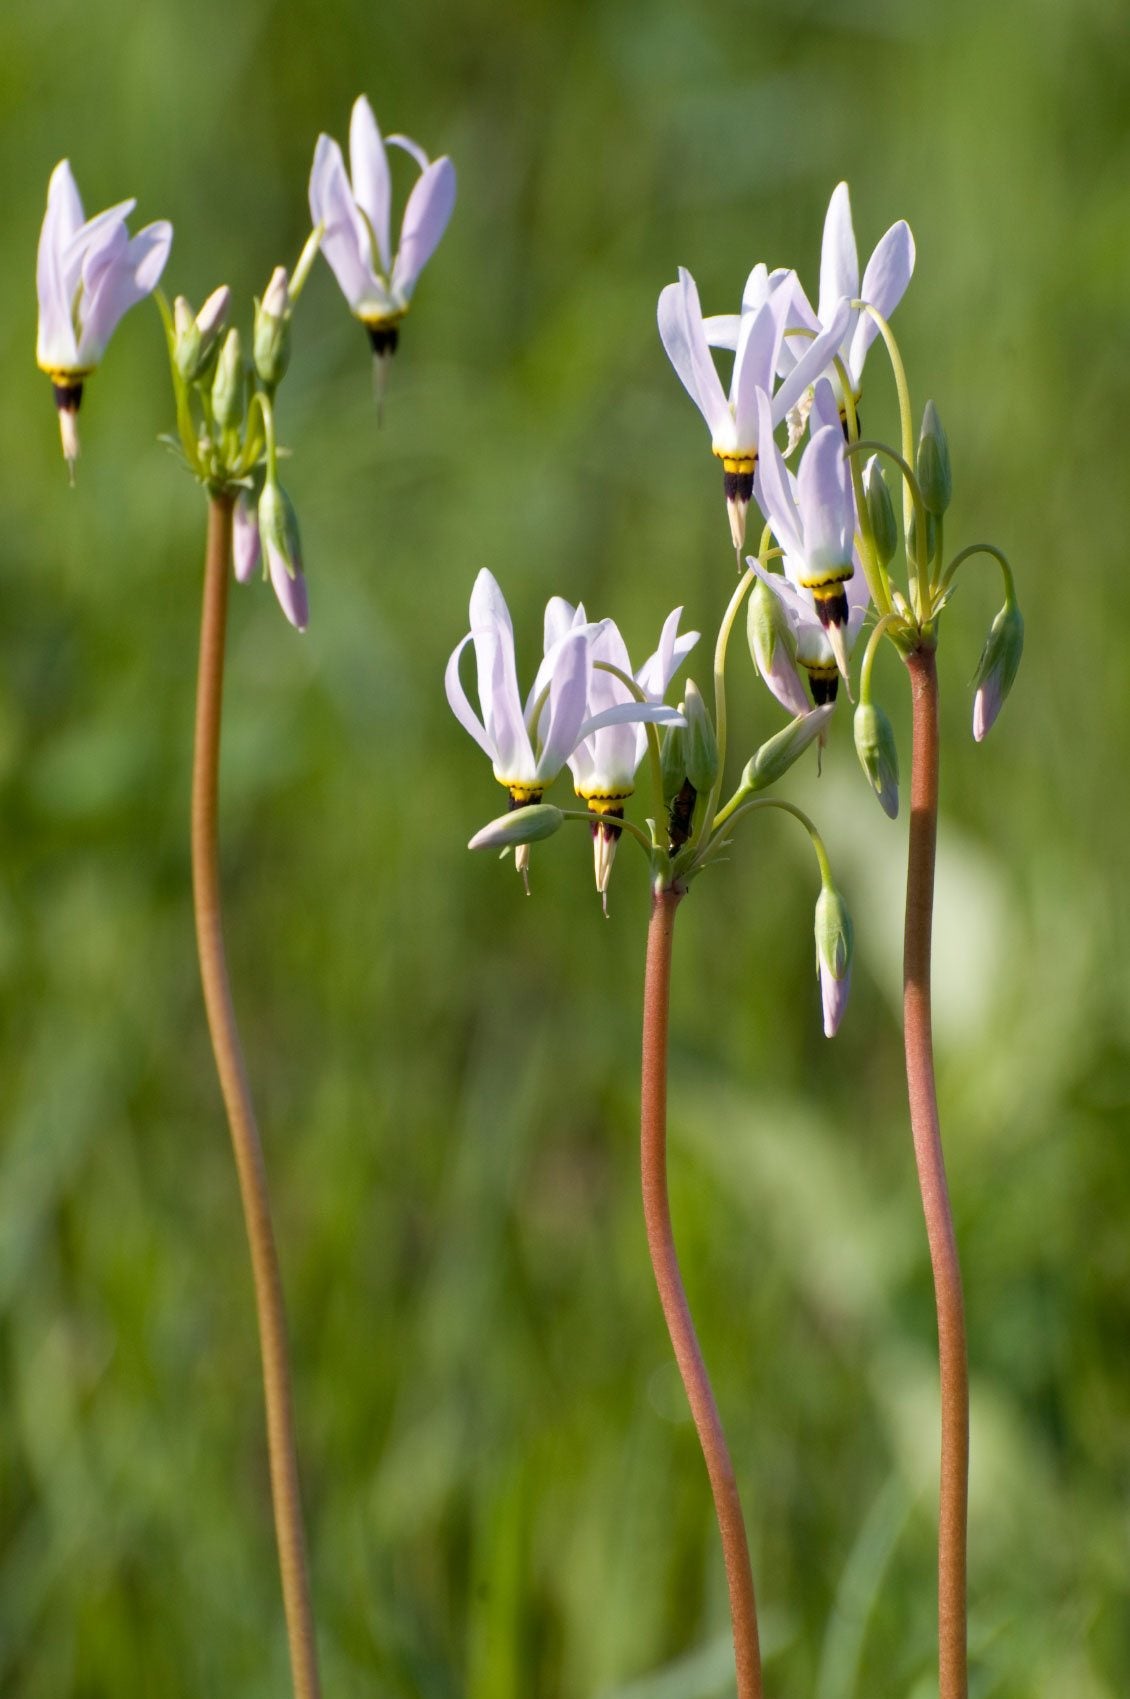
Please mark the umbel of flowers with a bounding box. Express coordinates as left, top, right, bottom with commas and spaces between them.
449, 181, 1021, 1699
35, 95, 456, 1699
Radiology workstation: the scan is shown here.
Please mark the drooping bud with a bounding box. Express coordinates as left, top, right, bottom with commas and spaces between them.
746, 574, 809, 716
971, 598, 1023, 741
916, 400, 952, 516
468, 804, 565, 852
253, 266, 291, 389
814, 883, 853, 1038
232, 487, 262, 583
258, 479, 309, 631
863, 455, 897, 568
853, 700, 899, 818
682, 680, 720, 795
742, 706, 834, 793
659, 720, 688, 804
174, 287, 231, 384
211, 328, 244, 430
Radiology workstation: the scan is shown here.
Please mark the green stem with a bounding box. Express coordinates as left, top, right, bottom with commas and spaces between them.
640, 889, 763, 1699
192, 495, 322, 1699
902, 647, 968, 1699
939, 543, 1016, 601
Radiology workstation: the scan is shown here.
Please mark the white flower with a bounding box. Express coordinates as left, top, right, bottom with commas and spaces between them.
780, 182, 915, 408
657, 267, 851, 549
36, 160, 172, 467
309, 95, 455, 351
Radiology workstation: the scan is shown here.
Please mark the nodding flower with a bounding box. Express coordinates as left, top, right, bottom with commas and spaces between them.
446, 572, 681, 890
36, 159, 172, 472
547, 601, 697, 908
780, 181, 915, 419
657, 266, 850, 551
309, 95, 455, 361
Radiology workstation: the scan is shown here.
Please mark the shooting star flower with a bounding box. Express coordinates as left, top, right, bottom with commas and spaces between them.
309, 95, 455, 364
36, 159, 172, 473
657, 267, 850, 551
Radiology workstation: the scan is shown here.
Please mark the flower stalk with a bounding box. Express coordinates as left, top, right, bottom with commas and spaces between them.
902, 645, 968, 1699
192, 494, 322, 1699
641, 885, 763, 1699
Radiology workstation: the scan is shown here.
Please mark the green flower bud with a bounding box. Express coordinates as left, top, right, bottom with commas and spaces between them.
211, 327, 244, 430
741, 706, 833, 793
907, 502, 937, 565
468, 804, 565, 851
814, 883, 853, 1037
971, 598, 1023, 742
863, 455, 897, 568
174, 287, 231, 384
853, 700, 899, 818
916, 400, 952, 516
682, 680, 719, 795
659, 720, 687, 804
258, 478, 301, 578
253, 266, 291, 389
746, 572, 795, 678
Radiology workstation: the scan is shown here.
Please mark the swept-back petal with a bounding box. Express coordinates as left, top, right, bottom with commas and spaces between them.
848, 218, 915, 377
526, 598, 587, 720
657, 269, 731, 441
387, 133, 431, 172
309, 134, 386, 314
36, 163, 85, 371
535, 629, 590, 780
349, 96, 392, 273
445, 632, 495, 759
636, 606, 698, 699
578, 701, 683, 740
754, 389, 803, 559
390, 156, 456, 300
818, 182, 859, 324
77, 220, 172, 365
703, 312, 741, 351
772, 296, 852, 421
731, 294, 786, 448
796, 424, 854, 575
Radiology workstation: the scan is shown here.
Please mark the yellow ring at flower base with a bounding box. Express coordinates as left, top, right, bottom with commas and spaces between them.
713, 450, 757, 476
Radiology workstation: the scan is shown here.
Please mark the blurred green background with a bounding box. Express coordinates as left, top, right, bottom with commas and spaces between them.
1, 0, 1127, 1693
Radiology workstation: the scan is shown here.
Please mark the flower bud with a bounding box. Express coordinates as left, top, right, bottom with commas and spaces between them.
682, 680, 719, 795
468, 804, 564, 852
907, 503, 936, 566
259, 479, 309, 631
853, 700, 899, 818
916, 400, 952, 516
174, 287, 231, 384
253, 266, 291, 389
971, 599, 1023, 741
742, 706, 833, 793
814, 883, 853, 1038
659, 720, 687, 804
232, 488, 262, 583
211, 327, 244, 430
863, 455, 897, 568
746, 573, 793, 677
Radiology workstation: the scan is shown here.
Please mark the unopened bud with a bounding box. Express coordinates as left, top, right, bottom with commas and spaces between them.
907, 503, 936, 566
211, 328, 244, 430
468, 804, 565, 852
814, 883, 853, 1038
174, 287, 231, 384
971, 599, 1023, 741
742, 705, 834, 793
253, 266, 291, 388
863, 455, 897, 568
232, 488, 262, 583
259, 479, 308, 631
916, 400, 952, 516
853, 700, 899, 818
747, 572, 794, 678
659, 721, 687, 804
682, 680, 719, 794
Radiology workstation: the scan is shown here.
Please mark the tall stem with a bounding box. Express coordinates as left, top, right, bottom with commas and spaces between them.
641, 887, 763, 1699
192, 494, 322, 1699
902, 647, 968, 1699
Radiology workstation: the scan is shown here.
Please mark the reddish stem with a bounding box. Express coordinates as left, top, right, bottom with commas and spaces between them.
192, 494, 322, 1699
903, 646, 969, 1699
641, 886, 763, 1699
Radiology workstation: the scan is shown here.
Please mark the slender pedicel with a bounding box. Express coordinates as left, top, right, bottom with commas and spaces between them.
193, 495, 322, 1699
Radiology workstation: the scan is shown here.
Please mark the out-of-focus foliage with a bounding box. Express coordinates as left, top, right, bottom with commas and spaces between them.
1, 0, 1128, 1693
